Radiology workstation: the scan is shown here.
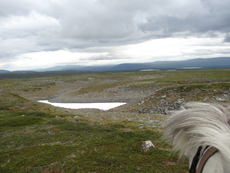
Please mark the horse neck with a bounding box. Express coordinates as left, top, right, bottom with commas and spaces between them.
201, 152, 226, 173
187, 148, 198, 168
188, 147, 228, 173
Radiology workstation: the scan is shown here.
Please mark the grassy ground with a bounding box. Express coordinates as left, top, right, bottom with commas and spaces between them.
0, 96, 188, 172
1, 68, 230, 172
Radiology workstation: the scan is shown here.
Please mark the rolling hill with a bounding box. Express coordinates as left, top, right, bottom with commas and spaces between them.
38, 57, 230, 71
1, 57, 230, 73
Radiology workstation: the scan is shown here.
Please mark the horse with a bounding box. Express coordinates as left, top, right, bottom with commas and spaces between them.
163, 102, 230, 173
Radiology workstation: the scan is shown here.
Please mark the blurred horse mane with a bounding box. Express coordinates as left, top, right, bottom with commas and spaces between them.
163, 102, 230, 172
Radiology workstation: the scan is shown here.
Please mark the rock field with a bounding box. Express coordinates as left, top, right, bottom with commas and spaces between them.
6, 71, 229, 130
48, 81, 229, 130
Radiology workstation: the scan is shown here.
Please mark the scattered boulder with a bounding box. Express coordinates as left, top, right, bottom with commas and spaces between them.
224, 90, 229, 94
137, 100, 145, 106
142, 141, 155, 152
161, 95, 167, 99
139, 99, 185, 115
175, 98, 184, 105
215, 96, 227, 101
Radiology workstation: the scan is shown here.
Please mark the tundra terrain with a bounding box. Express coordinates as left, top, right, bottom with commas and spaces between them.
1, 69, 230, 172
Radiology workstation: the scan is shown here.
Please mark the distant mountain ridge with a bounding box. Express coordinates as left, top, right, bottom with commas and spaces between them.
39, 57, 230, 71
1, 57, 230, 73
0, 70, 10, 73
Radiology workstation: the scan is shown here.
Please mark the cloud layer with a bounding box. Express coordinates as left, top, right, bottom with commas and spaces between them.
0, 0, 230, 70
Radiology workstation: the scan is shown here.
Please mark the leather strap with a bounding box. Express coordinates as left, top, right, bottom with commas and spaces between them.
196, 146, 219, 173
189, 146, 203, 173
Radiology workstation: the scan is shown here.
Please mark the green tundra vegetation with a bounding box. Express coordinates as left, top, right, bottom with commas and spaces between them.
0, 68, 230, 172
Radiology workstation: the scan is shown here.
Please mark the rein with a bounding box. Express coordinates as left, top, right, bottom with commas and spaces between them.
189, 146, 219, 173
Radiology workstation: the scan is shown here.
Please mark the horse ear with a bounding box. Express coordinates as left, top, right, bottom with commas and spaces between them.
179, 106, 186, 111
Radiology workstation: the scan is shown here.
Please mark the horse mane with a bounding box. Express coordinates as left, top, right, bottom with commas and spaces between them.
163, 102, 230, 165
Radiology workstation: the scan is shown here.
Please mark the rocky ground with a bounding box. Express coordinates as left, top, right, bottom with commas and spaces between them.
1, 70, 230, 172
48, 81, 230, 130
49, 85, 154, 103
3, 71, 229, 130
48, 74, 163, 103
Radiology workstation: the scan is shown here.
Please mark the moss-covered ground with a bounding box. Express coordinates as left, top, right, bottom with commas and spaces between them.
1, 68, 230, 172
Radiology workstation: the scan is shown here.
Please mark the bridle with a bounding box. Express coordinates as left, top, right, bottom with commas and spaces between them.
189, 145, 219, 173
189, 146, 219, 173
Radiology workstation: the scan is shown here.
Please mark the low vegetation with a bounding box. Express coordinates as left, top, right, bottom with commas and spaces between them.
1, 68, 230, 172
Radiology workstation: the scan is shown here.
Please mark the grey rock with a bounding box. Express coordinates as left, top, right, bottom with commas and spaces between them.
203, 97, 208, 101
142, 141, 155, 152
215, 97, 226, 101
138, 99, 185, 115
224, 91, 229, 94
176, 98, 184, 104
161, 95, 167, 99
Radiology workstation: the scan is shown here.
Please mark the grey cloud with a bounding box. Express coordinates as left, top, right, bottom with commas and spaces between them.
139, 1, 230, 37
0, 37, 38, 60
79, 56, 114, 61
0, 0, 230, 64
183, 47, 230, 57
2, 0, 230, 41
0, 0, 49, 17
46, 0, 230, 43
51, 1, 139, 40
0, 0, 30, 16
77, 49, 133, 63
224, 34, 230, 42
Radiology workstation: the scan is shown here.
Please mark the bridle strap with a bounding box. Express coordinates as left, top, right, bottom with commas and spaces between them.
189, 146, 219, 173
189, 146, 203, 173
196, 146, 219, 173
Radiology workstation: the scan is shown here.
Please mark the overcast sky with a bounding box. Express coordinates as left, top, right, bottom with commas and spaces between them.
0, 0, 230, 71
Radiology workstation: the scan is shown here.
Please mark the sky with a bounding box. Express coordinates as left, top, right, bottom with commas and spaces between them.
0, 0, 230, 71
